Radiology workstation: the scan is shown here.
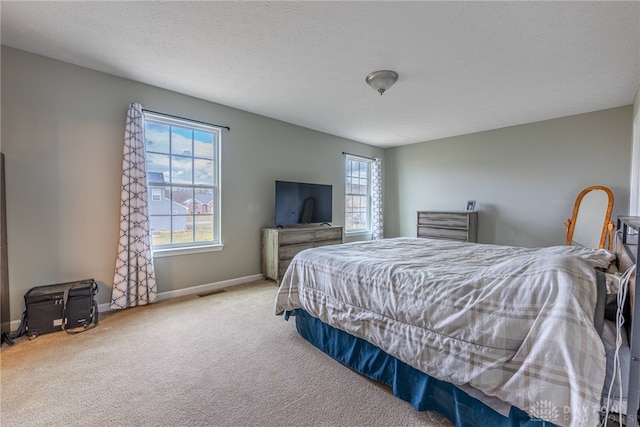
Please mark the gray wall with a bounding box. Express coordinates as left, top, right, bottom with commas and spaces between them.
2, 45, 635, 324
0, 47, 383, 320
385, 106, 633, 247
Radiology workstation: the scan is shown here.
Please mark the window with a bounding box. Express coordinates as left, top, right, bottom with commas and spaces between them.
345, 155, 372, 233
144, 111, 221, 251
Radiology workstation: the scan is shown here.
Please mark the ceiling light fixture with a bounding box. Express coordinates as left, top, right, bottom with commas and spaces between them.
365, 70, 399, 95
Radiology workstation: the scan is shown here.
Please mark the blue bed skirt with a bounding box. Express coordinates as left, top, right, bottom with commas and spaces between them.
290, 309, 551, 427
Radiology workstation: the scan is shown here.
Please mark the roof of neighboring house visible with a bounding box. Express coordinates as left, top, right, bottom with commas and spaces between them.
185, 194, 214, 205
148, 171, 165, 183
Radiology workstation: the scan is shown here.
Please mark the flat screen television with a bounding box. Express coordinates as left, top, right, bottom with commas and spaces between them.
275, 181, 332, 226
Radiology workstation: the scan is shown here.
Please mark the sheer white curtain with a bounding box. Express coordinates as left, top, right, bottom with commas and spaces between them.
372, 157, 383, 240
111, 102, 157, 309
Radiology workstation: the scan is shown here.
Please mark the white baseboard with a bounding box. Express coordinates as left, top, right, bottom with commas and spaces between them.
97, 273, 265, 313
9, 317, 22, 332
8, 274, 265, 331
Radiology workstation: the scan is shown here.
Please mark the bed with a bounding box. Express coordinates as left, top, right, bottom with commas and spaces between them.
275, 223, 639, 427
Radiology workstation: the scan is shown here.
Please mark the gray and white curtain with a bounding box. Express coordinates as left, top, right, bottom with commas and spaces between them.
372, 157, 383, 240
111, 102, 157, 309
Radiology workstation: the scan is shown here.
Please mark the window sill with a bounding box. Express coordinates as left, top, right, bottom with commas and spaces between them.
345, 230, 373, 236
153, 243, 224, 258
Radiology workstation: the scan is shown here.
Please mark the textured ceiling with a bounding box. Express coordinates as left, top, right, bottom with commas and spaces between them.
1, 1, 639, 148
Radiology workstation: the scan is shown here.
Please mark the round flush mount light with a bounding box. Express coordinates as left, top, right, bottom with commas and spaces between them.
365, 70, 399, 95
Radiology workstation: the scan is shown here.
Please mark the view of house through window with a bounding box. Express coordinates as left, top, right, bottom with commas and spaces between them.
144, 112, 221, 249
345, 155, 372, 232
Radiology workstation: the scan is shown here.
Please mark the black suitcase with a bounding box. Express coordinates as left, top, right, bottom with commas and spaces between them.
23, 279, 99, 338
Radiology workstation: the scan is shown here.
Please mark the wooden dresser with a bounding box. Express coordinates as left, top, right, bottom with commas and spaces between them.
417, 211, 478, 242
261, 226, 343, 282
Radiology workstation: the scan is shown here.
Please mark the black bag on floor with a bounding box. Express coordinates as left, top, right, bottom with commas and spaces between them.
14, 279, 99, 339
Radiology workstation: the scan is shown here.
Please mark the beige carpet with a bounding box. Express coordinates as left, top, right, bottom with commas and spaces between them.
0, 280, 452, 427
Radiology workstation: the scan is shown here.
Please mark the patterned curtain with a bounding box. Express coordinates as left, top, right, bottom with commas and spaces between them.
372, 157, 383, 240
111, 102, 157, 309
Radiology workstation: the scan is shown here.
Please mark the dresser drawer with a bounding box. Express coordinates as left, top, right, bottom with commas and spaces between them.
278, 259, 292, 278
313, 227, 342, 241
279, 230, 315, 245
418, 226, 469, 241
418, 211, 469, 228
313, 239, 342, 248
279, 242, 313, 259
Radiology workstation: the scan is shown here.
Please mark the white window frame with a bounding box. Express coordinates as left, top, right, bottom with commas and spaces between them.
143, 111, 222, 256
630, 108, 640, 216
345, 155, 372, 234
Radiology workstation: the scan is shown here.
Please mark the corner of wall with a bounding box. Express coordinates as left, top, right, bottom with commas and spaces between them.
634, 84, 640, 120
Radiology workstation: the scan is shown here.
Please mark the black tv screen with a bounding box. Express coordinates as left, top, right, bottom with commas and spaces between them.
275, 181, 332, 226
